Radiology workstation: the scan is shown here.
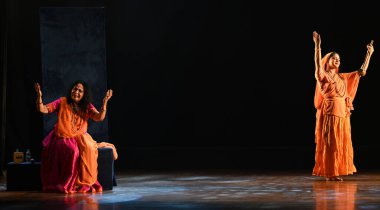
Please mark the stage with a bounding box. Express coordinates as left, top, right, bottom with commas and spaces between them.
1, 169, 380, 209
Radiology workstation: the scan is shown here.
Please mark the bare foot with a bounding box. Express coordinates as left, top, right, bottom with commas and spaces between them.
325, 177, 343, 181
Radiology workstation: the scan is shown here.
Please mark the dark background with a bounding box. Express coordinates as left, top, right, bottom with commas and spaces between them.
1, 0, 380, 172
39, 7, 109, 141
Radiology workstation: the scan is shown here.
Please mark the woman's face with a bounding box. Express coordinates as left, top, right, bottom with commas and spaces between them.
328, 54, 340, 70
71, 83, 84, 103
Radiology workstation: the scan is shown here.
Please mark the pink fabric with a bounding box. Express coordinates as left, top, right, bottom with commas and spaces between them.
41, 97, 102, 193
41, 130, 80, 193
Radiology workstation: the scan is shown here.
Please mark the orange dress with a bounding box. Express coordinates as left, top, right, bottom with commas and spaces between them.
312, 68, 361, 178
41, 97, 118, 193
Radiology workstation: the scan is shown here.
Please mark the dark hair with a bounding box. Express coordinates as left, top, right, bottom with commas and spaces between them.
328, 52, 339, 60
66, 80, 93, 114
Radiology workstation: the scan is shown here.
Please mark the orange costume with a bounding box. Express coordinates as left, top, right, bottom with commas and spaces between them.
41, 97, 118, 193
312, 52, 361, 178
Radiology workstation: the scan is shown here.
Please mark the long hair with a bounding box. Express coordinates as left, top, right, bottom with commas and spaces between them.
66, 80, 93, 114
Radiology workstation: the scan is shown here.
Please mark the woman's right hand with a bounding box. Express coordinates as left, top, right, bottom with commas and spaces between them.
34, 82, 48, 113
313, 31, 321, 48
34, 82, 42, 98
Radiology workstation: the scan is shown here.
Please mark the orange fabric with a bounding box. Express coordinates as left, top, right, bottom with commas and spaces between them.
314, 52, 334, 110
313, 52, 361, 177
76, 133, 99, 187
97, 142, 118, 160
313, 115, 356, 177
54, 97, 88, 138
46, 97, 117, 189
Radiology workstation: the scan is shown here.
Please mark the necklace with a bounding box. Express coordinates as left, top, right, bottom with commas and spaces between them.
70, 103, 82, 133
333, 73, 346, 97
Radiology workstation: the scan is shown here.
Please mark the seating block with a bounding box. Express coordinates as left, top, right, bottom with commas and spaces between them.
6, 148, 116, 191
6, 162, 42, 191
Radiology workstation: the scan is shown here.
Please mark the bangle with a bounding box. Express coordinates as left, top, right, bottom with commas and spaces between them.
359, 68, 366, 76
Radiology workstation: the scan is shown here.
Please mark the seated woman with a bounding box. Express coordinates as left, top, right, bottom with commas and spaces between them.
35, 80, 118, 193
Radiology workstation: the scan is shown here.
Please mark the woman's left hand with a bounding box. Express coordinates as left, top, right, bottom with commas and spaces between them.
367, 40, 374, 55
103, 89, 113, 103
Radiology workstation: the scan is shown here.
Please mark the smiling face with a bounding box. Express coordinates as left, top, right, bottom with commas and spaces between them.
327, 53, 340, 72
71, 83, 84, 103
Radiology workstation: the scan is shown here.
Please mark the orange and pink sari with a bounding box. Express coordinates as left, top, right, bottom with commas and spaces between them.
41, 97, 117, 193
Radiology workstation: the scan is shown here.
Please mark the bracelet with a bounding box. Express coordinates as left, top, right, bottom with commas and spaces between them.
359, 68, 366, 76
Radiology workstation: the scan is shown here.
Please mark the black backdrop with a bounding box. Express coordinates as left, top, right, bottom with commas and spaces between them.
39, 7, 109, 141
1, 0, 380, 172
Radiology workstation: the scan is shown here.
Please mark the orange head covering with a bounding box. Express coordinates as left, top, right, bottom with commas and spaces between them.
321, 52, 339, 73
314, 52, 339, 109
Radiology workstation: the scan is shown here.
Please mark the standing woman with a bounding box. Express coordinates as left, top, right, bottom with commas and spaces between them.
35, 80, 117, 193
312, 31, 374, 181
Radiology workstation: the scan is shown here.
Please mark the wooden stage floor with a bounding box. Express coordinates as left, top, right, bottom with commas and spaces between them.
1, 169, 380, 209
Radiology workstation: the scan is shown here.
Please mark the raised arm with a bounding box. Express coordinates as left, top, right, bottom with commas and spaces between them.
313, 31, 323, 82
359, 40, 374, 76
91, 89, 113, 122
34, 82, 49, 114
